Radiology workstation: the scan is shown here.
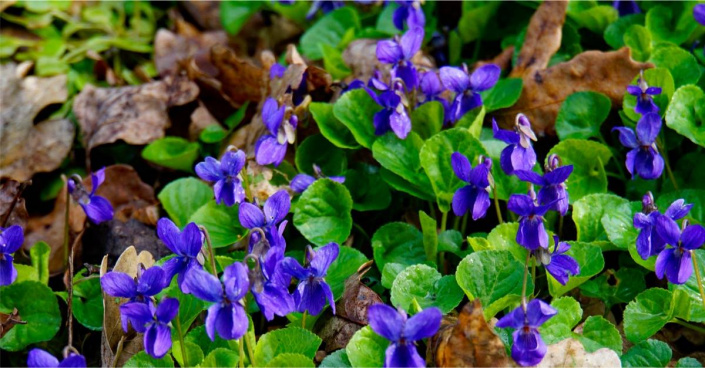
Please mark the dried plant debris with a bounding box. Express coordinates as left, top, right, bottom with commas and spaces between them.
0, 179, 29, 229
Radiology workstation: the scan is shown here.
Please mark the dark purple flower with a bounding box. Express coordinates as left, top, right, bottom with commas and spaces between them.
515, 155, 573, 216
101, 264, 167, 331
255, 98, 298, 167
392, 0, 425, 31
419, 71, 451, 125
367, 81, 412, 139
655, 221, 705, 284
496, 299, 557, 367
0, 225, 23, 286
536, 236, 580, 285
451, 152, 492, 220
291, 165, 346, 193
440, 63, 500, 122
367, 304, 441, 368
306, 0, 344, 19
626, 71, 662, 115
68, 168, 114, 224
613, 0, 640, 16
120, 298, 179, 359
281, 243, 339, 315
492, 115, 537, 175
377, 26, 424, 90
613, 112, 664, 180
634, 193, 692, 260
239, 190, 290, 250
157, 218, 204, 293
196, 149, 247, 207
508, 189, 554, 251
696, 4, 705, 26
183, 263, 250, 340
27, 348, 86, 367
247, 245, 295, 321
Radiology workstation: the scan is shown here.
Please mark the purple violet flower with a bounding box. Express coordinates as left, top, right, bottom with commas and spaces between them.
27, 348, 86, 368
451, 152, 492, 220
367, 304, 441, 368
515, 154, 573, 216
508, 188, 555, 251
195, 149, 247, 207
633, 193, 692, 260
613, 0, 640, 16
0, 225, 23, 286
392, 0, 425, 31
492, 115, 538, 175
157, 218, 204, 293
306, 0, 344, 19
377, 26, 424, 90
281, 243, 339, 316
367, 80, 412, 139
100, 264, 167, 331
247, 244, 295, 321
496, 299, 557, 367
255, 98, 298, 167
613, 112, 664, 180
270, 63, 286, 79
626, 71, 662, 115
291, 165, 346, 193
419, 71, 451, 125
183, 263, 250, 341
239, 190, 290, 250
655, 221, 705, 284
439, 63, 500, 122
696, 4, 705, 26
537, 236, 580, 285
120, 298, 179, 359
68, 168, 114, 224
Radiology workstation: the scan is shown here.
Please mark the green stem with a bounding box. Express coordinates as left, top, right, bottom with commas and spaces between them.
428, 201, 436, 219
657, 137, 678, 190
531, 261, 537, 298
452, 215, 461, 231
492, 185, 504, 224
199, 226, 219, 278
239, 338, 245, 368
241, 169, 253, 203
245, 332, 255, 365
440, 211, 448, 232
302, 311, 308, 329
175, 315, 188, 366
691, 252, 705, 310
460, 213, 468, 236
671, 318, 705, 334
558, 215, 564, 239
521, 252, 530, 310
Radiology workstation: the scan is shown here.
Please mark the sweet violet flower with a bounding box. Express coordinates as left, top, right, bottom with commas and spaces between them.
613, 112, 664, 180
255, 97, 298, 167
0, 225, 23, 286
696, 4, 705, 26
392, 0, 425, 30
377, 26, 424, 90
101, 264, 167, 331
626, 71, 662, 115
195, 149, 247, 207
120, 298, 179, 359
183, 263, 250, 341
157, 218, 204, 293
239, 190, 290, 250
440, 63, 500, 122
496, 299, 557, 367
451, 152, 492, 220
247, 245, 294, 321
613, 0, 640, 16
493, 115, 538, 175
633, 193, 692, 260
281, 243, 339, 315
367, 304, 441, 368
508, 189, 554, 251
27, 348, 86, 368
68, 168, 114, 224
367, 80, 412, 139
655, 221, 705, 284
515, 154, 573, 216
419, 71, 451, 124
536, 236, 580, 285
291, 165, 346, 193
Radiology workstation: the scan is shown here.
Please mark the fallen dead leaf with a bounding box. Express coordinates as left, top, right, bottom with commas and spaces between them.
211, 45, 267, 107
495, 0, 652, 135
189, 102, 221, 141
0, 63, 74, 181
0, 179, 29, 229
475, 46, 515, 72
154, 27, 228, 77
73, 75, 199, 153
343, 39, 384, 83
537, 337, 621, 367
0, 308, 25, 339
181, 0, 222, 30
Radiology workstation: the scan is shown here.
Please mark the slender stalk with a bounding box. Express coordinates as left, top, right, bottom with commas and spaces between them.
492, 185, 504, 224
199, 225, 219, 278
531, 261, 537, 298
657, 137, 679, 190
238, 338, 245, 368
452, 215, 461, 231
690, 252, 705, 310
440, 211, 448, 232
245, 332, 255, 365
63, 177, 71, 270
240, 170, 253, 203
460, 213, 468, 236
671, 318, 705, 334
302, 311, 308, 329
439, 212, 449, 273
663, 155, 679, 190
111, 336, 125, 368
521, 252, 530, 311
558, 215, 565, 239
175, 314, 188, 366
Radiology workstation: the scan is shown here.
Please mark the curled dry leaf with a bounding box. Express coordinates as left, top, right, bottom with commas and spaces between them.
0, 308, 25, 340
0, 179, 29, 229
212, 45, 267, 107
100, 246, 155, 367
181, 0, 222, 30
495, 0, 652, 135
73, 76, 199, 153
189, 102, 220, 141
0, 63, 74, 181
154, 26, 227, 77
537, 337, 621, 367
429, 300, 511, 367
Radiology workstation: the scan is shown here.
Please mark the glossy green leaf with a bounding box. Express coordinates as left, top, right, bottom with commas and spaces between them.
546, 139, 611, 203
254, 327, 322, 367
379, 168, 435, 201
373, 132, 433, 199
411, 101, 444, 140
320, 349, 352, 368
601, 201, 641, 251
199, 125, 228, 144
390, 264, 464, 314
29, 241, 50, 285
604, 13, 645, 49
568, 3, 618, 34
670, 250, 705, 323
220, 1, 262, 35
555, 91, 611, 141
225, 102, 249, 130
142, 137, 200, 172
623, 25, 651, 62
623, 288, 675, 343
419, 210, 437, 262
371, 222, 426, 273
295, 134, 348, 176
124, 351, 174, 368
343, 166, 391, 211
572, 193, 629, 248
333, 89, 381, 149
480, 128, 530, 201
649, 44, 702, 88
70, 270, 104, 331
321, 43, 351, 80
547, 242, 605, 297
580, 268, 647, 309
621, 339, 672, 367
200, 348, 240, 368
172, 341, 204, 367
189, 200, 246, 248
346, 326, 388, 368
185, 325, 236, 356
0, 281, 61, 351
646, 5, 699, 46
665, 85, 705, 148
310, 102, 359, 149
480, 78, 523, 112
159, 178, 213, 228
457, 1, 500, 42
293, 179, 353, 246
539, 296, 582, 344
326, 246, 368, 300
480, 222, 528, 263
266, 353, 315, 368
577, 316, 623, 355
455, 106, 485, 138
300, 7, 360, 60
381, 263, 406, 290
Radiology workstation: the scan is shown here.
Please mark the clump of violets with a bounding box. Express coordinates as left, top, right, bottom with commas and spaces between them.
255, 97, 298, 167
613, 112, 664, 180
68, 168, 114, 224
246, 244, 295, 321
376, 26, 424, 90
100, 264, 167, 331
515, 154, 573, 216
536, 236, 580, 285
291, 165, 345, 193
195, 148, 247, 207
183, 263, 250, 341
27, 348, 86, 368
451, 152, 492, 220
633, 192, 692, 260
157, 218, 204, 293
497, 299, 557, 367
239, 190, 290, 250
493, 115, 538, 175
120, 298, 179, 359
392, 0, 425, 30
508, 187, 554, 251
655, 220, 705, 284
367, 304, 441, 368
367, 80, 412, 139
0, 225, 23, 286
282, 243, 339, 315
626, 70, 662, 115
439, 63, 500, 122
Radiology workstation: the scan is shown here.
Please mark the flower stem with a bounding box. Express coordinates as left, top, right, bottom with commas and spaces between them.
657, 137, 679, 190
690, 251, 705, 310
460, 213, 468, 236
671, 318, 705, 334
63, 176, 70, 270
111, 336, 125, 368
175, 315, 188, 366
238, 338, 245, 368
531, 261, 537, 298
199, 225, 219, 278
521, 252, 530, 311
302, 311, 308, 329
241, 166, 253, 203
492, 185, 504, 224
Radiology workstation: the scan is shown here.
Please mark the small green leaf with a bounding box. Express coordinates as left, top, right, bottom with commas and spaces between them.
572, 193, 629, 248
670, 249, 705, 323
346, 326, 388, 368
539, 296, 582, 344
159, 178, 213, 228
295, 134, 348, 177
483, 222, 528, 263
199, 124, 228, 144
200, 348, 240, 368
623, 25, 651, 62
0, 281, 61, 351
321, 44, 351, 80
310, 102, 359, 149
172, 340, 204, 367
220, 1, 262, 35
547, 242, 605, 297
390, 264, 464, 314
300, 7, 360, 60
266, 353, 315, 368
142, 137, 200, 172
555, 91, 611, 140
320, 349, 352, 368
546, 139, 611, 203
372, 132, 433, 199
185, 325, 236, 356
225, 103, 249, 130
604, 13, 645, 49
381, 263, 406, 290
480, 78, 523, 112
649, 44, 702, 88
379, 168, 435, 201
189, 200, 246, 248
455, 106, 485, 138
333, 89, 381, 149
419, 210, 438, 262
124, 351, 174, 368
343, 166, 391, 211
293, 179, 353, 246
456, 1, 500, 42
371, 222, 426, 272
646, 5, 699, 46
580, 268, 647, 309
411, 101, 444, 140
665, 85, 705, 148
576, 316, 623, 355
70, 270, 104, 331
254, 327, 322, 367
621, 339, 672, 367
29, 241, 50, 285
568, 2, 618, 33
601, 201, 641, 251
623, 288, 675, 343
676, 357, 703, 368
326, 246, 368, 300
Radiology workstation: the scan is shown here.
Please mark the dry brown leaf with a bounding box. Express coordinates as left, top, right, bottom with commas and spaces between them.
181, 0, 222, 30
475, 46, 515, 72
189, 102, 221, 141
0, 63, 74, 181
0, 308, 24, 339
100, 246, 155, 366
154, 28, 228, 77
212, 45, 267, 107
343, 39, 384, 82
509, 1, 567, 78
429, 300, 511, 367
73, 76, 199, 152
537, 337, 621, 367
0, 179, 29, 229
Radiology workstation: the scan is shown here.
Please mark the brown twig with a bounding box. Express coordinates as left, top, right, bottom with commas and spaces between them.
66, 228, 86, 349
0, 180, 30, 228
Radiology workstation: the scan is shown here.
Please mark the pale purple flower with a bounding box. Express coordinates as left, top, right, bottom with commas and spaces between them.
655, 221, 705, 284
493, 115, 537, 175
195, 149, 247, 207
508, 189, 555, 251
247, 245, 294, 321
239, 190, 290, 250
496, 299, 557, 367
157, 218, 203, 293
515, 154, 573, 216
440, 63, 500, 122
613, 112, 664, 180
696, 4, 705, 26
376, 26, 424, 90
68, 168, 114, 224
0, 225, 23, 286
120, 298, 179, 359
281, 243, 338, 316
27, 348, 86, 367
419, 71, 451, 125
367, 80, 412, 139
626, 71, 662, 115
537, 236, 580, 285
392, 0, 425, 31
101, 264, 167, 331
255, 98, 298, 167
